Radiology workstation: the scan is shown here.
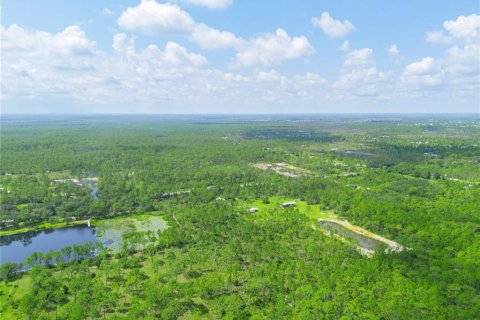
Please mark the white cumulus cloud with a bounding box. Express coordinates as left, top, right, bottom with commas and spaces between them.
344, 48, 373, 66
117, 1, 314, 67
443, 14, 480, 41
312, 12, 355, 38
335, 48, 389, 96
183, 0, 232, 9
427, 14, 480, 44
402, 57, 444, 87
117, 1, 195, 34
190, 24, 244, 49
404, 57, 437, 76
234, 29, 314, 67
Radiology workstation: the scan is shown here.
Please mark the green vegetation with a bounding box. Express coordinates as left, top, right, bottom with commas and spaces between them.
0, 115, 479, 319
0, 220, 88, 237
247, 196, 337, 220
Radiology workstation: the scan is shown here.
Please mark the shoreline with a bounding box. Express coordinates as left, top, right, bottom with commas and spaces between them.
0, 220, 90, 237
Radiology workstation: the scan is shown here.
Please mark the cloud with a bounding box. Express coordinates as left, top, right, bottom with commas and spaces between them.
234, 29, 314, 67
161, 42, 207, 66
339, 40, 350, 52
420, 14, 480, 91
402, 57, 443, 87
117, 1, 313, 67
293, 72, 327, 85
190, 24, 244, 49
344, 48, 373, 66
183, 0, 232, 9
117, 1, 195, 34
404, 57, 437, 76
426, 30, 453, 44
312, 12, 355, 38
427, 14, 480, 44
444, 44, 480, 75
223, 72, 248, 82
191, 26, 315, 67
1, 23, 331, 113
404, 12, 480, 92
388, 44, 399, 56
1, 24, 208, 105
3, 10, 478, 113
113, 33, 206, 67
1, 24, 95, 55
334, 48, 389, 96
443, 14, 480, 41
101, 8, 113, 16
255, 69, 287, 82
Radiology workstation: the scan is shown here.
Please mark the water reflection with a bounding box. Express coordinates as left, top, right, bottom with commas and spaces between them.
318, 221, 386, 250
0, 226, 98, 264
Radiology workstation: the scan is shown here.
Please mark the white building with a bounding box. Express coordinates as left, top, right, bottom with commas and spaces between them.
281, 201, 296, 208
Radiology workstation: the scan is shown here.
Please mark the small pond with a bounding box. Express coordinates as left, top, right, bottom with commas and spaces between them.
0, 226, 98, 264
0, 215, 168, 264
318, 221, 386, 250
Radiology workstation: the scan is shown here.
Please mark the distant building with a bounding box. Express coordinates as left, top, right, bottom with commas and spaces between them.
249, 207, 259, 213
281, 201, 296, 208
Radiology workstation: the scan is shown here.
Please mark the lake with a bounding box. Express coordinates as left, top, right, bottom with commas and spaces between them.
0, 215, 168, 264
0, 226, 98, 264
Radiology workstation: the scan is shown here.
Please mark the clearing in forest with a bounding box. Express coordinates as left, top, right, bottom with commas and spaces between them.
252, 162, 311, 178
246, 197, 406, 256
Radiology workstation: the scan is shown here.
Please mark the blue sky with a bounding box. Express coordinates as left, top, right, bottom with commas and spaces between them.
1, 0, 479, 113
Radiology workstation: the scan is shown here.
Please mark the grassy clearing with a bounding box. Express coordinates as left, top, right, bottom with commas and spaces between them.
245, 196, 404, 253
246, 196, 336, 221
0, 274, 30, 318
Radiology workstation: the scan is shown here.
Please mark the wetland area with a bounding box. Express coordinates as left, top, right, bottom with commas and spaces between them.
0, 215, 168, 264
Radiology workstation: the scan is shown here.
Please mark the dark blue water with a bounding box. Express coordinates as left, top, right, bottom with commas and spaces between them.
0, 226, 97, 264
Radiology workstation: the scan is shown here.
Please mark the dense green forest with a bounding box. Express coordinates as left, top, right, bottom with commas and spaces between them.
0, 114, 479, 319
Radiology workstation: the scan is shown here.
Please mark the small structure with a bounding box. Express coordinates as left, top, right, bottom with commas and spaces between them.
249, 207, 259, 213
281, 201, 296, 208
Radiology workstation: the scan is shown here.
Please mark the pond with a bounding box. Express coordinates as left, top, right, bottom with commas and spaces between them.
0, 226, 98, 264
318, 220, 386, 250
0, 215, 168, 264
